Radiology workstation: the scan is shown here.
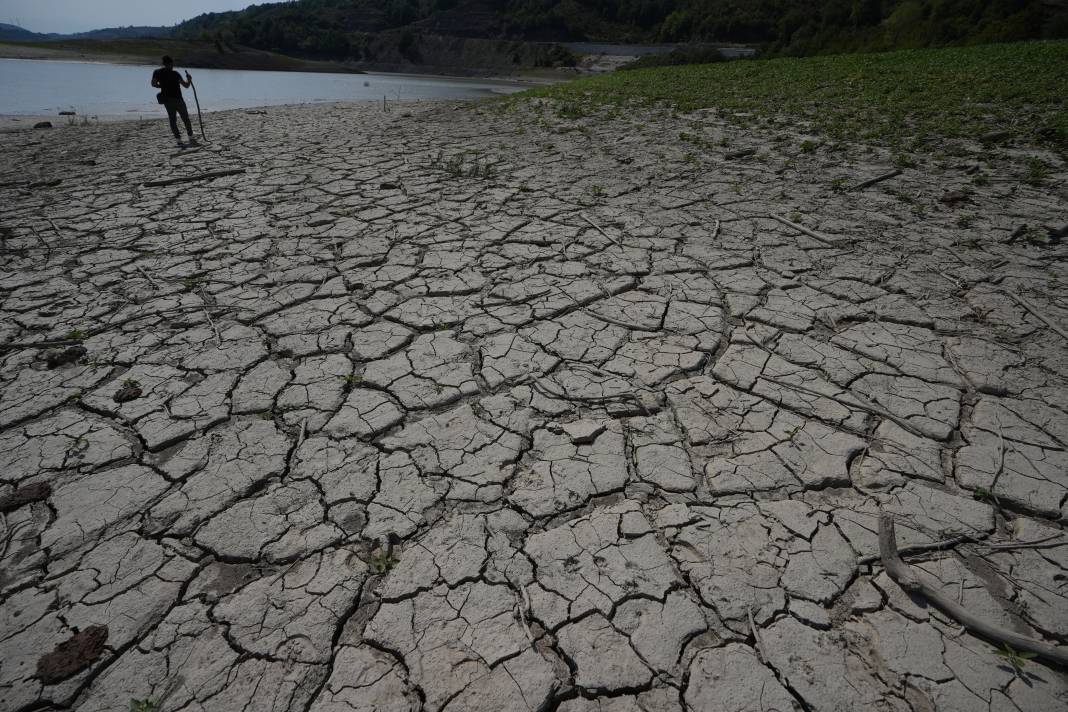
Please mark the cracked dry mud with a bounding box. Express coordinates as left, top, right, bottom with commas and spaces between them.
1, 98, 1067, 712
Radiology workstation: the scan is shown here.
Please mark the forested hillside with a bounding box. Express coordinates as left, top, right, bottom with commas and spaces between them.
174, 0, 1068, 58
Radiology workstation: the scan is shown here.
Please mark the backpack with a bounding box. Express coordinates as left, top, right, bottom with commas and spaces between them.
156, 92, 165, 105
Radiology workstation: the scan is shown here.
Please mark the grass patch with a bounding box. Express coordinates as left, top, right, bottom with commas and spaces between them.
525, 40, 1068, 150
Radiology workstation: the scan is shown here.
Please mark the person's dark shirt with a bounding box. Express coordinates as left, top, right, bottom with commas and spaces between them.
153, 68, 183, 100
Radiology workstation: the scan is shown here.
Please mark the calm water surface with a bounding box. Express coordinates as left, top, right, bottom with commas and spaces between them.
0, 58, 526, 116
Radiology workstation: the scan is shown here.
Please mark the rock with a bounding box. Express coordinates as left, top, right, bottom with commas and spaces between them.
33, 121, 53, 129
44, 345, 87, 369
0, 482, 51, 513
112, 381, 142, 403
36, 625, 108, 683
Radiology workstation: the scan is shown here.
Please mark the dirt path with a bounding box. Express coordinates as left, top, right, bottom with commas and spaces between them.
1, 98, 1066, 711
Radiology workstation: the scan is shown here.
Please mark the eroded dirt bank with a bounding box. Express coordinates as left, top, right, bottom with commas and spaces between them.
1, 99, 1067, 711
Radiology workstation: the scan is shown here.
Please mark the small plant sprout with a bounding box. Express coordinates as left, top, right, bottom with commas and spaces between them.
994, 643, 1037, 674
129, 699, 157, 712
369, 550, 397, 574
799, 139, 818, 153
64, 329, 87, 341
1022, 158, 1051, 186
894, 153, 919, 169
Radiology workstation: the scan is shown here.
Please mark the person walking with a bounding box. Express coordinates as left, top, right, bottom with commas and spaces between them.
152, 56, 198, 148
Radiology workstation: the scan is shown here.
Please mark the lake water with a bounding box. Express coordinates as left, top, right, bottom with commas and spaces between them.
0, 58, 527, 116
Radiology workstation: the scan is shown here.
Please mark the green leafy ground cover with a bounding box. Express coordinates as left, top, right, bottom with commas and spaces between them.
526, 40, 1068, 151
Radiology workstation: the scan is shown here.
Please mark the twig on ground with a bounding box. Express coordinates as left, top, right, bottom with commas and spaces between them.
879, 512, 1068, 668
202, 307, 222, 346
581, 213, 624, 250
1000, 289, 1068, 343
770, 213, 842, 247
29, 226, 52, 262
974, 535, 1065, 551
850, 169, 902, 192
514, 589, 535, 645
710, 219, 721, 240
747, 606, 766, 663
136, 264, 163, 290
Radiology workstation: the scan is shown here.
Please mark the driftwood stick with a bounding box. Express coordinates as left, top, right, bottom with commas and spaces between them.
143, 169, 246, 188
850, 169, 902, 192
975, 535, 1066, 551
879, 512, 1068, 668
1000, 289, 1068, 343
581, 213, 624, 250
770, 213, 842, 247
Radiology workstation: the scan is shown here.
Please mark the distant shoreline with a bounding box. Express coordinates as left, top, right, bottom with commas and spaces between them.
0, 40, 581, 80
0, 41, 365, 74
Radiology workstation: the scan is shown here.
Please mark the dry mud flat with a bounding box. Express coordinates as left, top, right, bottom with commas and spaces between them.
1, 99, 1067, 711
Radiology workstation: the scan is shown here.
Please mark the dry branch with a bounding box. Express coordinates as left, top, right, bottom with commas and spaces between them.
580, 213, 624, 250
770, 213, 843, 247
1000, 289, 1068, 343
879, 512, 1068, 668
850, 169, 902, 192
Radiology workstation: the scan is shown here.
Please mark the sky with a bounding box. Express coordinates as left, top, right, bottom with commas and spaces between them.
0, 0, 274, 34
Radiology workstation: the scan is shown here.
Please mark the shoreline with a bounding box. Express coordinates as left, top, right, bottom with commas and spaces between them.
0, 41, 579, 80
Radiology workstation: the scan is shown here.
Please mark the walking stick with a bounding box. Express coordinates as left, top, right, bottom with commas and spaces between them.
186, 72, 206, 141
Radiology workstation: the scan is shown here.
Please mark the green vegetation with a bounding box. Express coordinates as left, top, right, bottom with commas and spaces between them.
993, 643, 1038, 674
197, 0, 1068, 51
171, 0, 1068, 60
526, 40, 1068, 150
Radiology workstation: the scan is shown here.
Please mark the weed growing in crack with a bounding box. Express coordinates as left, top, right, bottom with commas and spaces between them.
799, 139, 818, 153
369, 551, 397, 574
64, 329, 87, 341
429, 151, 495, 179
65, 436, 89, 457
955, 214, 976, 229
994, 644, 1037, 675
829, 177, 848, 193
894, 153, 919, 169
1022, 158, 1051, 186
972, 486, 1001, 506
129, 699, 157, 712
